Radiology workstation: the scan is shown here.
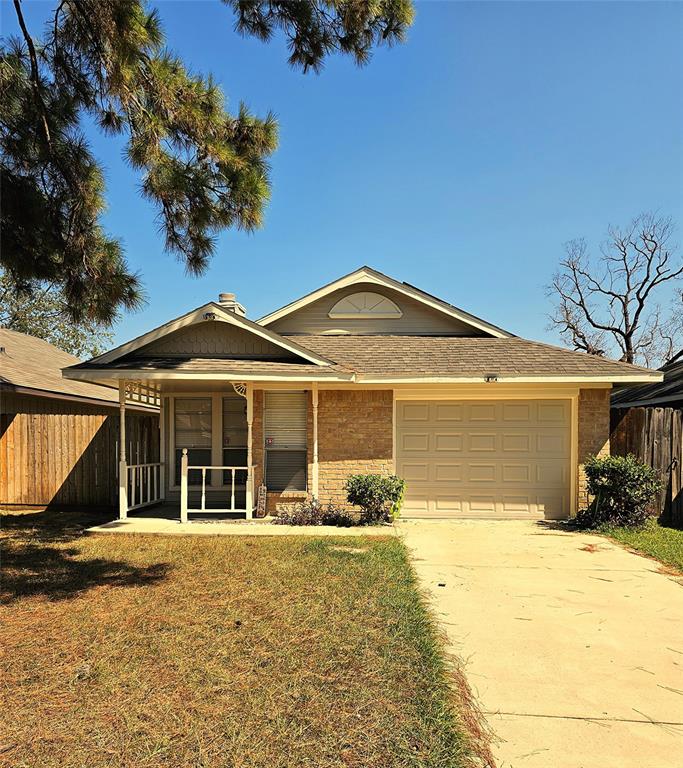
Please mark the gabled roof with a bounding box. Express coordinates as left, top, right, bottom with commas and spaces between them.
611, 359, 683, 407
257, 266, 513, 338
0, 328, 121, 405
84, 302, 334, 368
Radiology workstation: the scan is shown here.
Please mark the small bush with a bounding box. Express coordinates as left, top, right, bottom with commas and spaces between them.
272, 498, 355, 527
574, 454, 661, 529
344, 474, 406, 524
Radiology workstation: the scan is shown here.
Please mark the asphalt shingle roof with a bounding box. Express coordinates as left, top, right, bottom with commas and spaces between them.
611, 360, 683, 407
69, 356, 353, 378
0, 328, 121, 403
291, 335, 657, 379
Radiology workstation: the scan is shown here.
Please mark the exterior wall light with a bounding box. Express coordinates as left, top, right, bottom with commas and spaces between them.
484, 374, 498, 383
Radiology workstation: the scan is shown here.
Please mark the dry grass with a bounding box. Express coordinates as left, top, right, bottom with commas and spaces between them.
1, 509, 489, 768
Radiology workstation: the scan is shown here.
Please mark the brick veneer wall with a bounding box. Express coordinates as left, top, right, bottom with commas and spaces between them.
577, 388, 611, 509
317, 389, 394, 508
252, 389, 264, 493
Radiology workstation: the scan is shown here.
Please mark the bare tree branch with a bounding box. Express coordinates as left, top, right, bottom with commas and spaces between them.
547, 213, 683, 366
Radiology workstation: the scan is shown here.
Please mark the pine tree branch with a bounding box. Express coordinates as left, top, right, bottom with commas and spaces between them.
12, 0, 52, 152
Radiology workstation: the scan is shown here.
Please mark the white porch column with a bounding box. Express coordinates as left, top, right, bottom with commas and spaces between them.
180, 448, 189, 523
246, 384, 254, 519
118, 380, 128, 519
159, 396, 166, 501
312, 383, 319, 498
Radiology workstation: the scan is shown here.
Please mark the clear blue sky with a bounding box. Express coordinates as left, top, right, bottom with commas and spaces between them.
5, 1, 683, 346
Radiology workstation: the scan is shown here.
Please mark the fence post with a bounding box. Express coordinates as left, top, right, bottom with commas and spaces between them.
180, 448, 189, 523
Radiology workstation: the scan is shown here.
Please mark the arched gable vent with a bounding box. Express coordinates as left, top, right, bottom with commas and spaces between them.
328, 292, 402, 319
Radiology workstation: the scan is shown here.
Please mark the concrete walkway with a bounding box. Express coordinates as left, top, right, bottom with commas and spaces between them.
399, 520, 683, 768
87, 516, 396, 537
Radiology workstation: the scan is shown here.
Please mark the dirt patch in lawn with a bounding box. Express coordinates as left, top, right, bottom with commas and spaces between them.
1, 509, 492, 768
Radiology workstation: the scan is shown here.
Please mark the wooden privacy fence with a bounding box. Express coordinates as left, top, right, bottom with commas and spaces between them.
1, 391, 158, 509
610, 406, 683, 527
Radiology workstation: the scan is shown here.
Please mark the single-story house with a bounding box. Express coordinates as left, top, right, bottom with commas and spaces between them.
0, 328, 158, 510
62, 266, 661, 521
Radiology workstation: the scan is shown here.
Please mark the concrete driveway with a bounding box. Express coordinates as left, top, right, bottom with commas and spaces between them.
400, 520, 683, 768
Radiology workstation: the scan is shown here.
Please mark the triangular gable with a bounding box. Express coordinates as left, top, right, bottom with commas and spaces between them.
257, 266, 513, 338
89, 303, 333, 367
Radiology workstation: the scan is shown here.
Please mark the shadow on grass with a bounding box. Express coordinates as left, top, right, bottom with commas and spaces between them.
1, 508, 170, 603
1, 507, 114, 543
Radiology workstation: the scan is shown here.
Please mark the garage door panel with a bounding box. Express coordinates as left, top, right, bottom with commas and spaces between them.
502, 463, 531, 483
502, 402, 532, 422
536, 462, 568, 485
434, 463, 463, 482
468, 463, 498, 482
468, 433, 498, 452
401, 433, 430, 452
468, 403, 497, 421
434, 433, 463, 452
402, 403, 429, 421
397, 399, 571, 520
435, 404, 463, 421
502, 433, 531, 452
536, 432, 567, 454
538, 402, 569, 423
401, 462, 430, 482
434, 496, 464, 514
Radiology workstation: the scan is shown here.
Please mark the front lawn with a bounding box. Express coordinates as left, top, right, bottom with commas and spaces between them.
1, 510, 489, 768
600, 518, 683, 572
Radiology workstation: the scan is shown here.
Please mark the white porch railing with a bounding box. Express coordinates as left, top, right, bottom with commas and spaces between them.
127, 462, 164, 511
180, 448, 255, 522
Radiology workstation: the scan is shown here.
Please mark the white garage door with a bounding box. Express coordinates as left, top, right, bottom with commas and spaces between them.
396, 399, 571, 519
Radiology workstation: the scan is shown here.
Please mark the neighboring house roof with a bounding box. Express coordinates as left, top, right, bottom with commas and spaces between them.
0, 328, 122, 405
256, 266, 513, 338
611, 359, 683, 408
290, 336, 660, 382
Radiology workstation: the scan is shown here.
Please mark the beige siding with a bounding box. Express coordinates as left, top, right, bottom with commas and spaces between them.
268, 283, 485, 336
135, 321, 298, 358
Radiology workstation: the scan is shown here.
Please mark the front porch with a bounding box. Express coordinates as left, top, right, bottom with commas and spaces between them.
116, 379, 322, 522
117, 381, 262, 522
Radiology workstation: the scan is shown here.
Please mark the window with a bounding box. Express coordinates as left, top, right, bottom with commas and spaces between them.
223, 395, 247, 485
174, 398, 211, 485
328, 291, 402, 319
264, 391, 307, 491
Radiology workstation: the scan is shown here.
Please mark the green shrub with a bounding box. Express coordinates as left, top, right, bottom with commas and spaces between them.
574, 454, 661, 529
272, 498, 355, 527
344, 474, 406, 524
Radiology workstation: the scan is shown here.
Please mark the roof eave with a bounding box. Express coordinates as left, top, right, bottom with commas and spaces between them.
62, 368, 355, 383
0, 382, 157, 410
356, 373, 664, 384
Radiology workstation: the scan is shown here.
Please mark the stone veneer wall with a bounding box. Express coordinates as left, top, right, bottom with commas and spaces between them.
577, 388, 611, 510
